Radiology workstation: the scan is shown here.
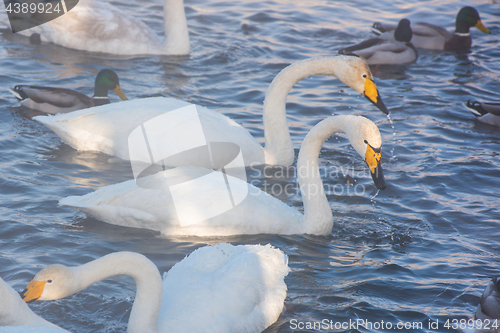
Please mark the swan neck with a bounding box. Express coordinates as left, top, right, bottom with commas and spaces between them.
263, 57, 350, 166
73, 252, 162, 333
297, 116, 356, 235
163, 0, 190, 54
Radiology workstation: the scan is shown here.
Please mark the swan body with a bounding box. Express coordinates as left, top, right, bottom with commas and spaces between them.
22, 244, 290, 333
34, 56, 388, 168
372, 7, 490, 50
9, 69, 127, 114
60, 115, 387, 236
0, 277, 68, 332
339, 19, 417, 65
466, 100, 500, 127
6, 0, 189, 55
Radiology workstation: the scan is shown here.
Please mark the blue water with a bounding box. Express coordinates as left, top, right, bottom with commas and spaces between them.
0, 0, 499, 332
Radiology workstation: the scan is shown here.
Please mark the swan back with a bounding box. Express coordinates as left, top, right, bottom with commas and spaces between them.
0, 277, 66, 331
159, 243, 290, 332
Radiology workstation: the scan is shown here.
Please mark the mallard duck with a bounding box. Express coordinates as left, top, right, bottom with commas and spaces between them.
21, 244, 289, 333
3, 0, 189, 55
466, 100, 500, 127
339, 19, 417, 65
458, 276, 500, 333
372, 6, 490, 50
9, 69, 127, 114
475, 276, 500, 321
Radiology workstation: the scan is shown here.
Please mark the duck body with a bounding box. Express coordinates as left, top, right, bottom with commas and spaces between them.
34, 56, 388, 168
372, 7, 489, 50
59, 115, 387, 237
7, 0, 189, 55
0, 277, 68, 332
475, 276, 500, 321
22, 245, 290, 333
466, 100, 500, 127
9, 69, 127, 114
340, 19, 417, 65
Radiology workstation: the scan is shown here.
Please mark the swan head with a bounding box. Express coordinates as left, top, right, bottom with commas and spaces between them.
335, 56, 389, 114
22, 264, 75, 302
349, 116, 387, 190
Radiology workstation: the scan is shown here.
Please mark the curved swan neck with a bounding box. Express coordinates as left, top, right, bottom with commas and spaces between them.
297, 115, 360, 235
73, 252, 162, 333
263, 56, 362, 166
163, 0, 190, 54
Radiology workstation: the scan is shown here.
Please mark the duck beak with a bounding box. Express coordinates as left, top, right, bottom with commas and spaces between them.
21, 280, 46, 303
363, 78, 389, 114
113, 85, 128, 100
365, 144, 387, 190
475, 20, 490, 34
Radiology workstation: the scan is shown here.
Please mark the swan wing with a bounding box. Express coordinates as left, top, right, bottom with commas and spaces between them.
159, 243, 290, 333
60, 166, 303, 236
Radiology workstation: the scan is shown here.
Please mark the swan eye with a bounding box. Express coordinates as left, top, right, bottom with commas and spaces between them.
47, 280, 53, 283
362, 74, 367, 79
364, 139, 368, 144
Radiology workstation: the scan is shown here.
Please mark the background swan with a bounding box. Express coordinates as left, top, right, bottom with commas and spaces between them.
34, 56, 388, 168
3, 0, 189, 55
9, 69, 127, 114
0, 277, 68, 332
60, 115, 387, 236
21, 244, 289, 333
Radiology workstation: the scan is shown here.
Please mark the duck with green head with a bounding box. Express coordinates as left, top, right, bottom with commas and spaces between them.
372, 6, 490, 50
9, 69, 127, 114
339, 18, 417, 65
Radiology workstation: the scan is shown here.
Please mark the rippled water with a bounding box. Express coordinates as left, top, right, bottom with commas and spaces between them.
0, 0, 499, 332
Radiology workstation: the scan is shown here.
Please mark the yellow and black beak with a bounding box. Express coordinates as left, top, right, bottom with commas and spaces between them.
475, 20, 490, 34
365, 142, 387, 190
363, 78, 388, 115
21, 280, 46, 303
113, 85, 128, 101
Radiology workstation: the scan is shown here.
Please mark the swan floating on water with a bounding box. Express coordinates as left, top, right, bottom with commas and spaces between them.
21, 244, 289, 333
34, 56, 388, 168
60, 115, 387, 236
3, 0, 189, 55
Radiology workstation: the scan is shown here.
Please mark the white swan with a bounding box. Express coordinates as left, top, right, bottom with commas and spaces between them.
5, 0, 189, 55
0, 277, 68, 332
60, 115, 387, 236
21, 244, 289, 333
34, 56, 388, 168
